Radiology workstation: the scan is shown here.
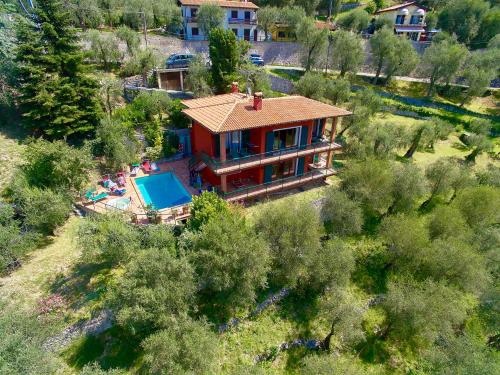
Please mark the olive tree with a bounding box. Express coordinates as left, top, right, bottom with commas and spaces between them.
330, 30, 364, 77
321, 188, 363, 237
296, 17, 328, 71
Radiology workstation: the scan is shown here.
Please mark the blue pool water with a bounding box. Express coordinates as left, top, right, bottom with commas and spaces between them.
135, 172, 192, 210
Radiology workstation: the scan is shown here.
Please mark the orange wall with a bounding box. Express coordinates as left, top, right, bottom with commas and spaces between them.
191, 122, 214, 156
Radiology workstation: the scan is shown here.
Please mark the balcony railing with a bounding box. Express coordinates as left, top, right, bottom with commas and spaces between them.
199, 139, 342, 175
186, 17, 197, 23
228, 18, 257, 25
219, 168, 336, 201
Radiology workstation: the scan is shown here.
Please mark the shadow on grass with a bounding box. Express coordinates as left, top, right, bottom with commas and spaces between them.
357, 334, 390, 365
352, 247, 389, 295
50, 261, 112, 311
62, 326, 142, 370
277, 289, 321, 336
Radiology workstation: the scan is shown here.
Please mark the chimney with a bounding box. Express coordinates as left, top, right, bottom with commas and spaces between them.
253, 92, 263, 111
231, 82, 239, 93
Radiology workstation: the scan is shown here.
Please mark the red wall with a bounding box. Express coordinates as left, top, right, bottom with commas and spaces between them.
191, 122, 214, 156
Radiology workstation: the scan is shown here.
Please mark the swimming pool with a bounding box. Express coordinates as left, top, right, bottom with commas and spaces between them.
135, 172, 192, 210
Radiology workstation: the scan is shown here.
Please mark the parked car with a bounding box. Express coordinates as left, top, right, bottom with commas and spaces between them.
249, 54, 265, 67
166, 53, 194, 68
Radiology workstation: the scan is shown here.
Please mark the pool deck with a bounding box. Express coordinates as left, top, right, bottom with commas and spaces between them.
78, 158, 201, 225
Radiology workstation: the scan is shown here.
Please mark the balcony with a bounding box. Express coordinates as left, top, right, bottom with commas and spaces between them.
186, 17, 197, 23
220, 168, 336, 202
228, 18, 257, 25
200, 139, 342, 175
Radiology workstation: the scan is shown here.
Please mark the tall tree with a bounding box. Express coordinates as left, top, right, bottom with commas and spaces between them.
438, 0, 490, 44
296, 17, 328, 71
321, 188, 363, 237
186, 211, 270, 319
336, 8, 370, 32
257, 6, 279, 41
208, 28, 239, 93
330, 30, 364, 77
15, 0, 102, 138
461, 48, 499, 105
383, 35, 419, 84
370, 27, 397, 84
86, 30, 122, 71
324, 77, 351, 105
70, 0, 103, 30
197, 2, 225, 37
115, 25, 141, 56
185, 54, 212, 98
420, 38, 468, 96
294, 0, 320, 15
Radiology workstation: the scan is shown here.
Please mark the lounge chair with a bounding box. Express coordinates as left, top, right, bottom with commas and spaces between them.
142, 161, 151, 173
130, 166, 140, 176
151, 162, 160, 172
83, 188, 97, 200
87, 192, 108, 203
112, 188, 126, 196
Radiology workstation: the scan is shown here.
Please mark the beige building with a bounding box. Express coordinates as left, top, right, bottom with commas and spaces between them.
375, 1, 427, 41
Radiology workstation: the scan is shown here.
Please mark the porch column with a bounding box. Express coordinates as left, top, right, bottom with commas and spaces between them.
326, 117, 339, 169
219, 132, 227, 162
180, 71, 184, 91
156, 70, 162, 89
221, 175, 228, 193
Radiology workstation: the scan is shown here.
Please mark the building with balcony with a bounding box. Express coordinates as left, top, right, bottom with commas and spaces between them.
182, 84, 351, 202
179, 0, 261, 41
374, 1, 427, 41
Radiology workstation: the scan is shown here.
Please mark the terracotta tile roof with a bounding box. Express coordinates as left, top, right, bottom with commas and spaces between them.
182, 95, 352, 133
179, 0, 259, 10
375, 1, 418, 14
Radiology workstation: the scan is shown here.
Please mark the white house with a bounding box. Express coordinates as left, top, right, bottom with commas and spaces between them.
375, 1, 427, 41
179, 0, 261, 41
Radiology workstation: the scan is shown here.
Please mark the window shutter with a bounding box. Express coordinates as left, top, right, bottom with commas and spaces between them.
265, 131, 274, 155
264, 165, 273, 183
300, 126, 309, 149
297, 157, 305, 176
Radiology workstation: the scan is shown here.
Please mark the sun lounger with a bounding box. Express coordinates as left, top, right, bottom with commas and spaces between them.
113, 188, 126, 196
151, 162, 160, 172
83, 188, 97, 200
130, 166, 140, 176
142, 161, 151, 173
88, 192, 108, 202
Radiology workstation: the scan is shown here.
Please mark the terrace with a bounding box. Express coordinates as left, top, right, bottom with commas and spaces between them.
195, 138, 342, 175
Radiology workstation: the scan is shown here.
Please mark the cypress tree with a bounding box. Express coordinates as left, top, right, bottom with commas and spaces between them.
15, 0, 102, 138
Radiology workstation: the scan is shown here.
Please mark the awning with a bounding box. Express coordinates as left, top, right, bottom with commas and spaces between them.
395, 26, 425, 33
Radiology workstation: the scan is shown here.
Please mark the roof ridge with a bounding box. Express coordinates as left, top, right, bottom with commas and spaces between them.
218, 101, 239, 132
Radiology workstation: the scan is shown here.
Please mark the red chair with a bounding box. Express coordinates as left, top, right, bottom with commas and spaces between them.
142, 161, 151, 173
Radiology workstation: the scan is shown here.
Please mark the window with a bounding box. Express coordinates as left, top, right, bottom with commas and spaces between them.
408, 32, 419, 41
410, 15, 423, 25
278, 31, 286, 38
395, 15, 405, 25
192, 27, 199, 36
273, 127, 299, 151
244, 28, 251, 41
231, 10, 238, 19
232, 28, 238, 36
225, 131, 242, 157
312, 119, 323, 140
191, 8, 197, 17
244, 11, 251, 20
271, 160, 296, 180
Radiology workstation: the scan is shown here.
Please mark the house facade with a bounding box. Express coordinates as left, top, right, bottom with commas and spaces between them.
374, 1, 427, 41
182, 85, 351, 202
179, 0, 260, 41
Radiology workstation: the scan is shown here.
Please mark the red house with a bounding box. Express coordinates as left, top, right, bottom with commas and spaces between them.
182, 85, 352, 201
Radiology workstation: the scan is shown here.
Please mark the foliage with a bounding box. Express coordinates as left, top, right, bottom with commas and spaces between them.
141, 318, 218, 375
325, 78, 351, 105
166, 99, 191, 128
301, 353, 370, 375
0, 202, 40, 274
330, 30, 364, 77
438, 0, 490, 44
339, 88, 382, 136
186, 211, 270, 318
77, 213, 141, 265
15, 0, 102, 138
99, 75, 123, 116
453, 186, 500, 228
110, 247, 196, 335
383, 278, 471, 350
341, 159, 394, 216
294, 72, 325, 99
473, 5, 500, 48
197, 2, 225, 37
421, 158, 464, 208
70, 0, 103, 30
461, 48, 500, 105
254, 199, 321, 288
420, 38, 468, 96
185, 54, 212, 98
0, 302, 58, 374
257, 6, 279, 40
21, 139, 94, 192
188, 192, 230, 231
296, 17, 328, 71
428, 205, 471, 240
96, 118, 139, 172
122, 47, 159, 86
10, 184, 72, 235
336, 8, 370, 33
115, 26, 140, 56
390, 163, 427, 213
305, 239, 355, 294
86, 30, 122, 71
321, 188, 363, 236
209, 28, 239, 93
